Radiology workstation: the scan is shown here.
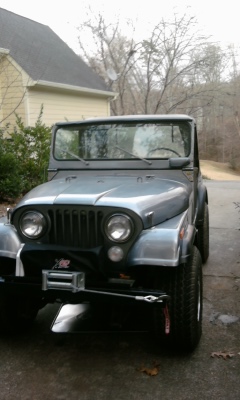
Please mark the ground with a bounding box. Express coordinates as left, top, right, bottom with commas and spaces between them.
200, 160, 240, 181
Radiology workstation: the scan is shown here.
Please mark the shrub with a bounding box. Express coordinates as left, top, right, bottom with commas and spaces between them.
0, 106, 51, 200
0, 151, 22, 199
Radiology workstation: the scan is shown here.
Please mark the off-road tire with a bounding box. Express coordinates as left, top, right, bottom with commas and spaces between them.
197, 202, 209, 263
153, 246, 203, 352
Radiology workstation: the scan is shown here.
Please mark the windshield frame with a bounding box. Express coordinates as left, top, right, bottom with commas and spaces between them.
53, 120, 192, 164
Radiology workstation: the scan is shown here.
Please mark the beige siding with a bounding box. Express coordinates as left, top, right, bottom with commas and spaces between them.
1, 55, 112, 128
27, 87, 111, 126
0, 56, 26, 127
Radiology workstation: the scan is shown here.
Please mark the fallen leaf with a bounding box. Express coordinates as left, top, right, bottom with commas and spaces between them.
138, 366, 159, 376
211, 351, 235, 360
137, 361, 160, 376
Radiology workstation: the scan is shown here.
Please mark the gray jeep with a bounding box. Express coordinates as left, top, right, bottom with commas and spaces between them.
0, 115, 209, 351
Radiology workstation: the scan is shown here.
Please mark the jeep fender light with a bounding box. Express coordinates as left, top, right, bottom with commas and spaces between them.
179, 227, 185, 240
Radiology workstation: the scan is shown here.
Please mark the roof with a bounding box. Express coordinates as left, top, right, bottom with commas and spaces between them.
0, 8, 111, 94
55, 114, 195, 126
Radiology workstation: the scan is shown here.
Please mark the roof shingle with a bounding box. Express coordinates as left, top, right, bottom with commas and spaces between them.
0, 8, 110, 92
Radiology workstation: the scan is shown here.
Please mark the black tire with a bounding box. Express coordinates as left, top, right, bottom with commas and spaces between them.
153, 246, 203, 352
0, 296, 40, 333
197, 202, 209, 263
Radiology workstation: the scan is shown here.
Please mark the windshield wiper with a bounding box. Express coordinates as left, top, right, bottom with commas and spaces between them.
59, 149, 89, 165
114, 146, 152, 165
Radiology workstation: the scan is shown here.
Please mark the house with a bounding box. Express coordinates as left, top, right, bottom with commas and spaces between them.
0, 8, 116, 127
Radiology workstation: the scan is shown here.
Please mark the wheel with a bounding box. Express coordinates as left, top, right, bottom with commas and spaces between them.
197, 202, 209, 263
147, 147, 181, 157
0, 295, 41, 333
153, 246, 203, 352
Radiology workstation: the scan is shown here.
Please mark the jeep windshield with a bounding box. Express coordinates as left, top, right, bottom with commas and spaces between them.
54, 121, 191, 162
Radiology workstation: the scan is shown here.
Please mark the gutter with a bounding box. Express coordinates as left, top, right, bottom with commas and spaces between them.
28, 79, 117, 99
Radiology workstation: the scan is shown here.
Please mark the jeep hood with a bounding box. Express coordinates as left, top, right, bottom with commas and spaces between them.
15, 175, 191, 227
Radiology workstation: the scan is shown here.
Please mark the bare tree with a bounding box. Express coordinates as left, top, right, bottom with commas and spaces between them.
137, 15, 227, 115
77, 12, 226, 117
77, 12, 142, 115
76, 11, 240, 169
195, 44, 240, 165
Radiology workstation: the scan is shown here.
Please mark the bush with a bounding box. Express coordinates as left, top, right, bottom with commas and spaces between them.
0, 106, 51, 201
0, 152, 22, 199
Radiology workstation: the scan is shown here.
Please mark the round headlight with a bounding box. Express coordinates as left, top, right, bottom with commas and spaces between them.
20, 211, 47, 239
105, 214, 133, 242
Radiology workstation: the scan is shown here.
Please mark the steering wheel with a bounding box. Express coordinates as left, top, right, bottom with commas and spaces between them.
147, 147, 181, 157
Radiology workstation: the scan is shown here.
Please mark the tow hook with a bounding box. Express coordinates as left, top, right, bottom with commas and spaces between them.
135, 294, 170, 303
136, 294, 171, 334
163, 304, 171, 334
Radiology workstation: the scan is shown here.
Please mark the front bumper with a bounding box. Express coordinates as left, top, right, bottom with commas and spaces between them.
0, 271, 169, 306
42, 269, 169, 304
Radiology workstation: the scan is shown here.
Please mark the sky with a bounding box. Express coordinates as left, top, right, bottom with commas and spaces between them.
0, 0, 239, 53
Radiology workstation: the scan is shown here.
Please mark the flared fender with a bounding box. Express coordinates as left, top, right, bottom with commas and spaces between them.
127, 211, 196, 267
0, 222, 22, 260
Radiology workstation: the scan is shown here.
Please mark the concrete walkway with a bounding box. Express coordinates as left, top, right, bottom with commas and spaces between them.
203, 180, 240, 335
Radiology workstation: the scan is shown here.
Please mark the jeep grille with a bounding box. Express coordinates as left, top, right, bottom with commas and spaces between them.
48, 207, 104, 248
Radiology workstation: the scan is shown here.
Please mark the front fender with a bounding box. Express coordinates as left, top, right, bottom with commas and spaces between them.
0, 222, 22, 260
196, 181, 208, 225
127, 211, 194, 267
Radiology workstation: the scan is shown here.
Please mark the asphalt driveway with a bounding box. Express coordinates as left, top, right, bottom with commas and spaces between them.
0, 180, 239, 400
